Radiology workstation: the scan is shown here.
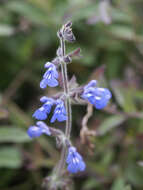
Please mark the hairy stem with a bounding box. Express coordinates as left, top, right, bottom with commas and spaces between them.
56, 37, 72, 176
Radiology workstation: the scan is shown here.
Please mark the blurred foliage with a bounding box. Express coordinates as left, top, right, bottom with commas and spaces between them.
1, 0, 143, 189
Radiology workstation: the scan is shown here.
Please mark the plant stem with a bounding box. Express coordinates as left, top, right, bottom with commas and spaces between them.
60, 37, 72, 139
56, 36, 72, 176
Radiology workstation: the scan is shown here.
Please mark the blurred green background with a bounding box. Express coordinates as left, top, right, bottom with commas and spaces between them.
1, 0, 143, 189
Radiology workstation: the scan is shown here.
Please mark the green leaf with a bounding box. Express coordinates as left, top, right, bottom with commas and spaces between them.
111, 178, 125, 190
125, 164, 143, 186
0, 24, 14, 36
125, 185, 132, 190
111, 82, 137, 112
112, 8, 132, 23
0, 127, 31, 143
83, 178, 100, 189
6, 1, 48, 25
111, 178, 132, 190
109, 25, 135, 40
98, 115, 126, 135
0, 147, 22, 168
101, 151, 114, 167
111, 82, 126, 108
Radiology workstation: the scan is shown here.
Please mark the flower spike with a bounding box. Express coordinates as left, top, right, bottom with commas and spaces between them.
26, 22, 113, 185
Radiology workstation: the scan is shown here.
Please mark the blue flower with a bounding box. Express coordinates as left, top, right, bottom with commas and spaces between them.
84, 80, 97, 89
32, 107, 47, 120
27, 126, 43, 138
40, 96, 50, 103
27, 121, 51, 138
82, 80, 112, 109
82, 87, 97, 105
33, 97, 55, 120
40, 62, 59, 88
40, 96, 55, 114
66, 146, 86, 173
93, 87, 112, 109
36, 121, 51, 136
50, 99, 67, 123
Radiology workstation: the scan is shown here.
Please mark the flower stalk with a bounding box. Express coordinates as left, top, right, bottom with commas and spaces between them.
55, 30, 72, 177
27, 21, 112, 190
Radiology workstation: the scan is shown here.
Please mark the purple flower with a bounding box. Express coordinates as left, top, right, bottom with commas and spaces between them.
50, 99, 67, 123
66, 146, 86, 173
82, 80, 112, 109
40, 62, 59, 89
33, 97, 55, 120
27, 121, 51, 138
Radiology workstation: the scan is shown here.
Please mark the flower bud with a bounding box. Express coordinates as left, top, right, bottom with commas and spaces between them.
63, 55, 72, 63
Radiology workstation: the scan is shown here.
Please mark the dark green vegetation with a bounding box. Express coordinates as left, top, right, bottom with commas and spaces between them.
0, 0, 143, 189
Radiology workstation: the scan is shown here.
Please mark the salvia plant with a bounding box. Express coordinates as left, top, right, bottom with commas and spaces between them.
27, 21, 112, 190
